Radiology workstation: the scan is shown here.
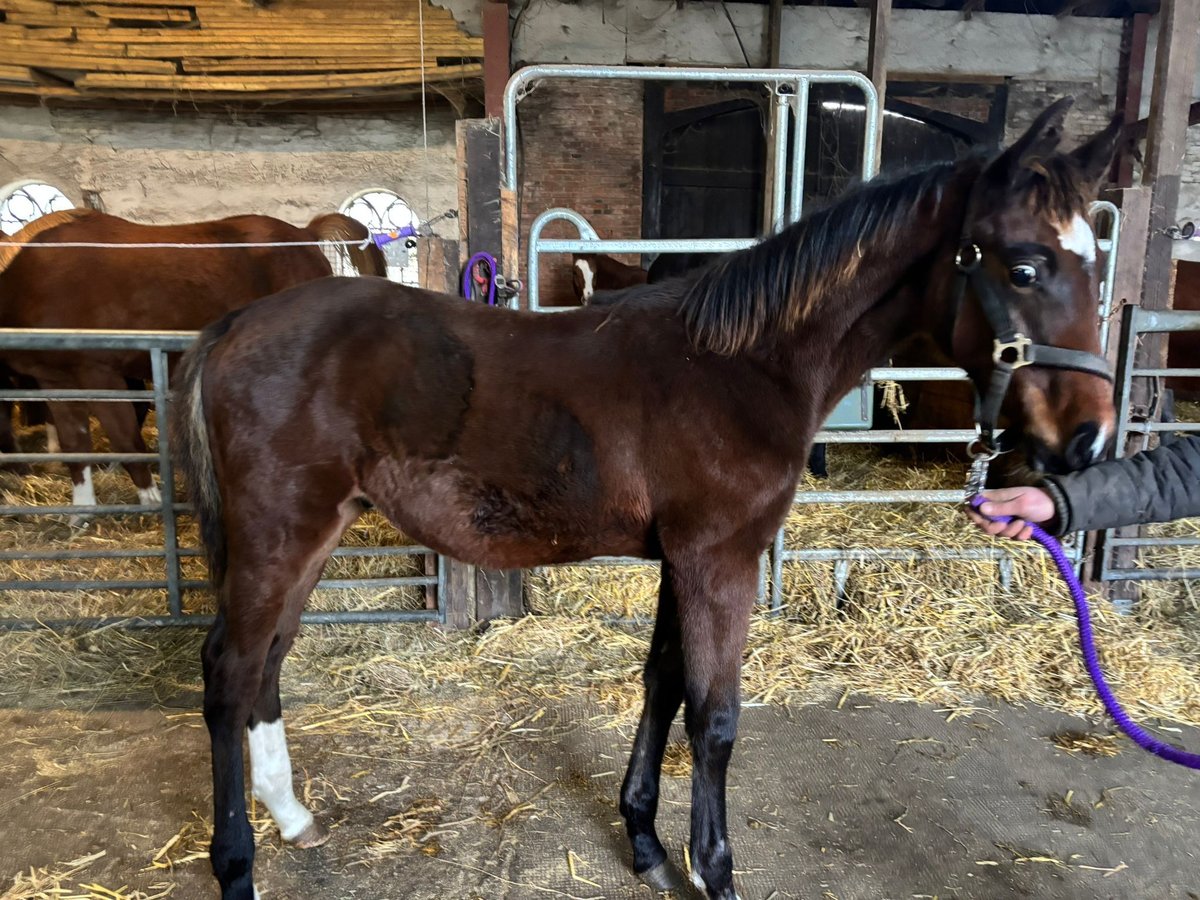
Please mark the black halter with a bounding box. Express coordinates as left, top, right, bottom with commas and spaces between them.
951, 228, 1113, 459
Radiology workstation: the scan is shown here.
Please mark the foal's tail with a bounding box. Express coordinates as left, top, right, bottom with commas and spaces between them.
171, 312, 242, 593
307, 212, 388, 278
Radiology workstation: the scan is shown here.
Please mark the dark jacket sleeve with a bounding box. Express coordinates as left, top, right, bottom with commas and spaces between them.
1042, 435, 1200, 534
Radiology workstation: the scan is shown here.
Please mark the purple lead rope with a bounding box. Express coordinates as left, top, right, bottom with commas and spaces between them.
968, 494, 1200, 769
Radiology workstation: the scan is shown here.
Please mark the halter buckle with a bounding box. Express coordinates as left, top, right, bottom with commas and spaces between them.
993, 334, 1033, 369
955, 243, 982, 272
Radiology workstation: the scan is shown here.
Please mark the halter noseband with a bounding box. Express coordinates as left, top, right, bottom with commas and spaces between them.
951, 222, 1113, 459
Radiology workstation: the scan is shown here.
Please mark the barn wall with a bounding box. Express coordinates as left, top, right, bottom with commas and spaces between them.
516, 80, 644, 305
0, 105, 460, 237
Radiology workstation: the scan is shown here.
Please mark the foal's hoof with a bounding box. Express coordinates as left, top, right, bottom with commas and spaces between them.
637, 859, 685, 892
288, 819, 330, 849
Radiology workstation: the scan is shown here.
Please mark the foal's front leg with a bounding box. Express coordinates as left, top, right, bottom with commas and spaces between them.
676, 549, 758, 900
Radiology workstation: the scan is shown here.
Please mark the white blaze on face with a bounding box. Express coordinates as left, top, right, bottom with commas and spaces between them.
1057, 213, 1096, 267
72, 465, 95, 507
575, 259, 596, 300
1090, 424, 1109, 464
248, 719, 315, 842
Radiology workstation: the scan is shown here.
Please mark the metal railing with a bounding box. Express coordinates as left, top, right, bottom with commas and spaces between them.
1098, 306, 1200, 599
508, 65, 880, 311
0, 329, 443, 630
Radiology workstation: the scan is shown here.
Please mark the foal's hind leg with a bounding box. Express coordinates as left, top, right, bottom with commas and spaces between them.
620, 561, 686, 890
204, 492, 359, 900
247, 623, 330, 849
86, 371, 158, 505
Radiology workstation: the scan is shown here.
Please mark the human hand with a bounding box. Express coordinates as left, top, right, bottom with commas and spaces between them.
966, 486, 1056, 541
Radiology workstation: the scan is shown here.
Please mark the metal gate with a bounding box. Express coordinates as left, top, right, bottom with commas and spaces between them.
0, 329, 443, 630
1097, 304, 1200, 608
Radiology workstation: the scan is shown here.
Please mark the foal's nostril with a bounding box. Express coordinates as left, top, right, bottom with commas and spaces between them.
1064, 422, 1105, 470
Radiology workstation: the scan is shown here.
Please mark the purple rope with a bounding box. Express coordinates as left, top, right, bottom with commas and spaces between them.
968, 495, 1200, 769
462, 251, 498, 306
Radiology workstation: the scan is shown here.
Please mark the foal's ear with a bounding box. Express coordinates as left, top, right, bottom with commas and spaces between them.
1069, 113, 1126, 192
987, 97, 1074, 183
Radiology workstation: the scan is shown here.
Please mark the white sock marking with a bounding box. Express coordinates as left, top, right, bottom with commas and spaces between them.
137, 484, 162, 506
248, 719, 315, 842
45, 423, 60, 454
575, 259, 595, 300
72, 466, 95, 507
691, 869, 707, 892
1057, 213, 1096, 266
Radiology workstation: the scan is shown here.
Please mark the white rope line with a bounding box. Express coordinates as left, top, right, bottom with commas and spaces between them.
418, 0, 431, 224
1, 238, 377, 250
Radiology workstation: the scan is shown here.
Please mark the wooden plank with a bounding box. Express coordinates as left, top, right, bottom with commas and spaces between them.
0, 64, 35, 82
126, 41, 478, 59
0, 83, 80, 96
0, 46, 179, 74
88, 5, 194, 22
78, 64, 481, 91
441, 558, 475, 630
4, 24, 74, 39
75, 25, 472, 42
181, 57, 460, 74
7, 10, 108, 26
866, 0, 891, 171
476, 569, 523, 621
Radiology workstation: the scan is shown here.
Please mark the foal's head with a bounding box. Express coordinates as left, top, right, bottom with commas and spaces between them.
947, 98, 1123, 474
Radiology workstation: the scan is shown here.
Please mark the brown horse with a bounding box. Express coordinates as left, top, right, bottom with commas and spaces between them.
0, 209, 385, 508
172, 100, 1120, 900
572, 252, 648, 302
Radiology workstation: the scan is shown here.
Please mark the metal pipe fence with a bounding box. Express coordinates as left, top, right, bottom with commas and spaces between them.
1098, 306, 1200, 599
0, 329, 443, 630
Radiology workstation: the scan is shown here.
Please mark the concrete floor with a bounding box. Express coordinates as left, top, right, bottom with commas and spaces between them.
2, 695, 1198, 899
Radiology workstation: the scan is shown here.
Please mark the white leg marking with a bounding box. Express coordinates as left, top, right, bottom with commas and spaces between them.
1057, 213, 1096, 266
575, 259, 595, 300
248, 719, 314, 842
72, 465, 96, 507
137, 484, 162, 506
45, 423, 60, 454
691, 869, 707, 892
253, 887, 261, 900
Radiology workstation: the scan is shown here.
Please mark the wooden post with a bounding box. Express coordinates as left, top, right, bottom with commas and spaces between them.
866, 0, 891, 169
1112, 13, 1149, 188
760, 0, 783, 231
1140, 0, 1199, 315
439, 116, 525, 626
482, 0, 509, 119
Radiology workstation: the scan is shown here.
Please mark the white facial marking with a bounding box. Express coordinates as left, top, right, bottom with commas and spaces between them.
137, 485, 162, 507
575, 259, 595, 300
1089, 424, 1109, 463
72, 466, 96, 507
248, 719, 315, 842
45, 423, 60, 454
1057, 213, 1096, 266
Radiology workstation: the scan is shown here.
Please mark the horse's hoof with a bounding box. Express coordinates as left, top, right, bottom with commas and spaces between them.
289, 819, 330, 849
637, 859, 684, 892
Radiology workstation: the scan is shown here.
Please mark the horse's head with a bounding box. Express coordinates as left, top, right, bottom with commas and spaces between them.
946, 98, 1123, 475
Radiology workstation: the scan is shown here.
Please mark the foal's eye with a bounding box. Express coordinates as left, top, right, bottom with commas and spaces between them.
1009, 264, 1039, 288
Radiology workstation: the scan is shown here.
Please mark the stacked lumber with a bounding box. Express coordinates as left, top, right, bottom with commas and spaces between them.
0, 0, 483, 104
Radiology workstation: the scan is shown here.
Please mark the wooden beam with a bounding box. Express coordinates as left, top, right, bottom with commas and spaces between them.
482, 0, 508, 118
0, 45, 179, 74
1140, 0, 1200, 314
0, 64, 35, 82
1113, 12, 1149, 187
77, 64, 481, 92
867, 0, 891, 170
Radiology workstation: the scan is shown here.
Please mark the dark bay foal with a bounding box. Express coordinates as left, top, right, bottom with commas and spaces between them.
172, 99, 1121, 900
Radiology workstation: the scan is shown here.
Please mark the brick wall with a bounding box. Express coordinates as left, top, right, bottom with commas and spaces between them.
1004, 78, 1115, 148
517, 80, 643, 306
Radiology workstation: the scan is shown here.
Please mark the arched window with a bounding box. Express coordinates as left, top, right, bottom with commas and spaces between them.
0, 180, 74, 235
339, 189, 420, 286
